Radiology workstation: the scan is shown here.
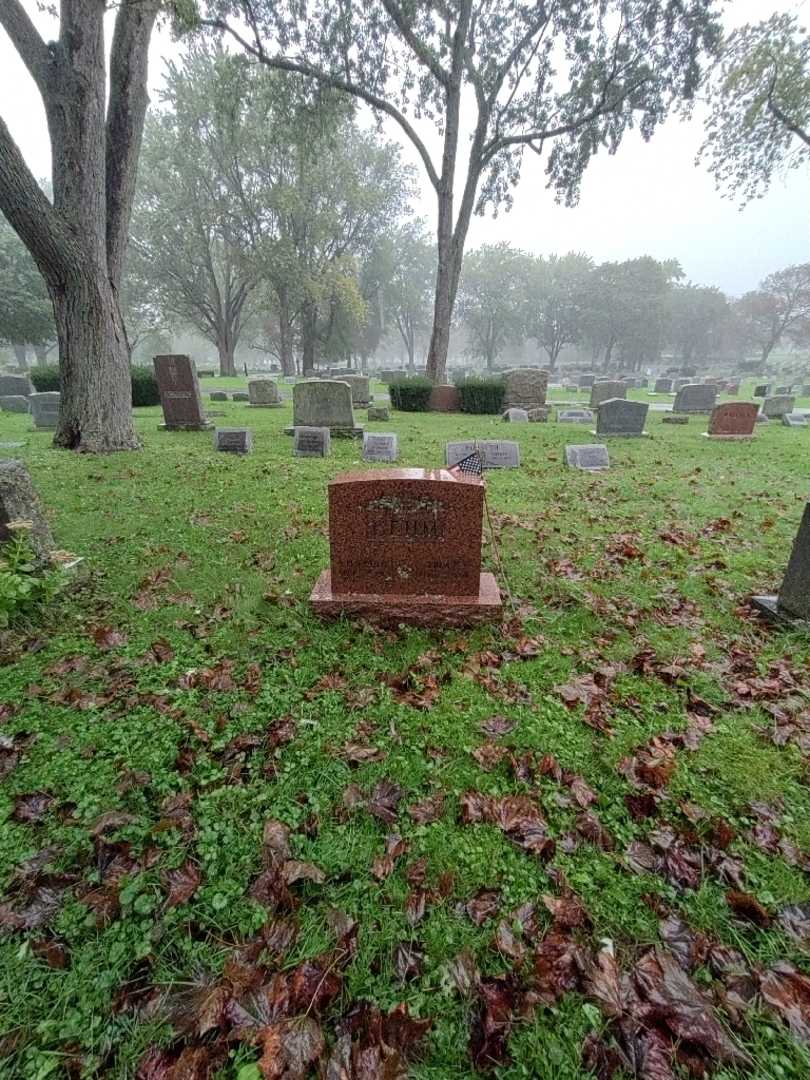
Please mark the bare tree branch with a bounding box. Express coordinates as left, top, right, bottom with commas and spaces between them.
380, 0, 450, 88
0, 0, 52, 100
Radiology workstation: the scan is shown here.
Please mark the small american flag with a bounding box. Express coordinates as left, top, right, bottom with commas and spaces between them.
449, 450, 483, 478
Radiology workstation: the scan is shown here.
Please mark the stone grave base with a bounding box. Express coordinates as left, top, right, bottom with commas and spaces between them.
248, 402, 283, 408
159, 421, 215, 431
751, 595, 808, 627
284, 425, 362, 438
309, 570, 503, 627
702, 433, 754, 441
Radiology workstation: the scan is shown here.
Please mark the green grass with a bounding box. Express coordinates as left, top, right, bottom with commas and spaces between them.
1, 379, 809, 1079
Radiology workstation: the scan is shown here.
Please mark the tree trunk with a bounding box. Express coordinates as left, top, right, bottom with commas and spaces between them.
301, 301, 318, 376
12, 343, 28, 368
34, 344, 50, 366
218, 335, 236, 377
277, 289, 295, 375
50, 268, 137, 451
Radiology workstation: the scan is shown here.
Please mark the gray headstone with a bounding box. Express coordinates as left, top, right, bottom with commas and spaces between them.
502, 408, 529, 422
214, 427, 252, 454
289, 379, 360, 435
209, 391, 229, 401
565, 444, 610, 471
29, 391, 60, 429
0, 459, 54, 562
341, 375, 371, 405
802, 385, 810, 396
367, 405, 390, 421
590, 380, 626, 408
782, 412, 808, 428
754, 504, 810, 622
654, 377, 674, 393
527, 407, 550, 422
248, 378, 282, 406
362, 432, 399, 462
578, 374, 595, 389
775, 385, 790, 395
478, 440, 520, 469
446, 441, 477, 468
0, 374, 34, 397
761, 394, 795, 419
231, 391, 250, 402
672, 383, 717, 414
294, 426, 331, 457
0, 395, 31, 413
154, 355, 211, 430
502, 368, 548, 409
557, 408, 594, 424
753, 384, 770, 398
595, 398, 649, 437
755, 413, 770, 424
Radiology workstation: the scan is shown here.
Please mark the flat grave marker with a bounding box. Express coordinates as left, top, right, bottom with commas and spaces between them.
362, 432, 399, 462
478, 440, 520, 469
565, 444, 610, 471
214, 428, 252, 454
294, 426, 331, 457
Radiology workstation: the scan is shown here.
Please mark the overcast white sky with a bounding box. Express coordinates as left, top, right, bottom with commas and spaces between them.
1, 0, 808, 296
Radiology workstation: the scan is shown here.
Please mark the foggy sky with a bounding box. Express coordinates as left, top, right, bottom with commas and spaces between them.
1, 0, 808, 296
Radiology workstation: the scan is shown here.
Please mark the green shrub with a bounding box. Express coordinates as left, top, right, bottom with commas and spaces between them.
130, 365, 161, 407
29, 365, 61, 391
0, 532, 61, 627
389, 376, 433, 412
456, 376, 505, 414
30, 364, 161, 407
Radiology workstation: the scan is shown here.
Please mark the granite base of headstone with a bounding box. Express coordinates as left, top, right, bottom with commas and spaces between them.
478, 441, 520, 469
30, 392, 60, 430
752, 503, 810, 625
565, 444, 610, 471
704, 402, 758, 440
367, 406, 390, 421
310, 468, 502, 627
362, 432, 398, 462
285, 379, 362, 437
214, 428, 252, 454
0, 395, 31, 413
594, 398, 649, 438
0, 459, 54, 563
154, 355, 213, 431
294, 426, 331, 457
502, 408, 529, 422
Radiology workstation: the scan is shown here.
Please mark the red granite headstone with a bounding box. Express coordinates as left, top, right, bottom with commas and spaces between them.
154, 355, 211, 431
706, 402, 758, 439
310, 468, 502, 626
428, 385, 461, 412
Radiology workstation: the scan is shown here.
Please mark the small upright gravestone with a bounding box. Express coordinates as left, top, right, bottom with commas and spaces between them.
294, 426, 331, 457
342, 375, 371, 406
672, 383, 717, 414
595, 398, 649, 437
232, 391, 250, 402
478, 441, 520, 469
705, 402, 758, 439
446, 441, 477, 468
248, 378, 283, 407
590, 380, 626, 409
502, 408, 529, 422
654, 377, 674, 394
286, 380, 361, 436
753, 503, 810, 624
309, 468, 502, 626
0, 374, 34, 398
565, 444, 610, 471
30, 392, 60, 430
362, 432, 399, 462
761, 394, 795, 419
154, 355, 212, 431
578, 374, 595, 389
210, 391, 229, 401
367, 405, 390, 422
214, 428, 252, 454
558, 408, 593, 424
0, 459, 54, 563
0, 396, 31, 413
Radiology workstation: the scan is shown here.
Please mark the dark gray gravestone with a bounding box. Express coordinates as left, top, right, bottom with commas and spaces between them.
761, 394, 795, 419
654, 377, 674, 393
294, 426, 331, 457
0, 459, 54, 563
362, 432, 399, 462
753, 384, 770, 398
29, 392, 60, 429
154, 355, 212, 430
595, 398, 649, 437
286, 379, 361, 436
673, 383, 717, 414
0, 395, 30, 413
478, 440, 520, 469
232, 391, 250, 402
589, 380, 626, 408
557, 408, 594, 424
214, 428, 252, 454
578, 374, 595, 388
0, 374, 34, 397
783, 413, 808, 428
803, 385, 810, 396
209, 391, 229, 401
753, 503, 810, 623
446, 441, 477, 467
565, 444, 610, 471
502, 408, 529, 422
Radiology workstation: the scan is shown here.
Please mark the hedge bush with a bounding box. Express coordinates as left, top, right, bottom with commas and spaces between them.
130, 365, 161, 407
389, 376, 433, 412
456, 376, 505, 414
29, 364, 161, 407
29, 366, 61, 392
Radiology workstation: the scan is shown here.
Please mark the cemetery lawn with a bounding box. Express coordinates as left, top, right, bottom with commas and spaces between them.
2, 382, 810, 1080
